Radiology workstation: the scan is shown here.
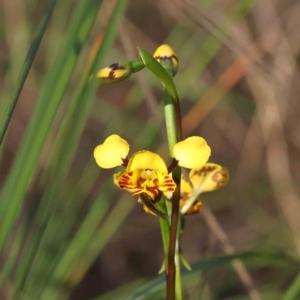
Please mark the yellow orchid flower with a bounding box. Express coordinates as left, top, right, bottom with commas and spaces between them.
94, 135, 176, 200
94, 135, 211, 202
118, 151, 176, 200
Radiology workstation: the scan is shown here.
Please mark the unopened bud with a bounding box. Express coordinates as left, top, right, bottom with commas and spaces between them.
96, 59, 145, 84
96, 62, 132, 84
153, 44, 178, 76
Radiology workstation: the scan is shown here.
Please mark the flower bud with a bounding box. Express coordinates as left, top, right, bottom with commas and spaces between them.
153, 44, 179, 76
96, 62, 132, 84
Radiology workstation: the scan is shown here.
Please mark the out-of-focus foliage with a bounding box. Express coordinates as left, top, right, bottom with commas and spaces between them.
1, 0, 300, 299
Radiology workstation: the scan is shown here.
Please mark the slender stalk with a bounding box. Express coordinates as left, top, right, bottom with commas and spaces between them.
161, 63, 182, 300
137, 47, 183, 299
163, 90, 178, 150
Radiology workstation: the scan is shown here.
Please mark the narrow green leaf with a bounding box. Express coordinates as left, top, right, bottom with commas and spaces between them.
126, 252, 297, 300
40, 196, 135, 299
0, 0, 57, 144
179, 250, 192, 271
283, 272, 300, 300
11, 1, 127, 297
137, 48, 178, 100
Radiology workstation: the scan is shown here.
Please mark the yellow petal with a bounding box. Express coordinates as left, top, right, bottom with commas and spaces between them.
180, 174, 193, 201
97, 66, 112, 78
153, 44, 178, 76
173, 136, 211, 169
189, 163, 229, 193
94, 135, 129, 168
157, 172, 176, 193
127, 151, 168, 173
118, 170, 141, 190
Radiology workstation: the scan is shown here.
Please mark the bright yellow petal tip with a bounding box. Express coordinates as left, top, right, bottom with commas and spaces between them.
173, 136, 211, 169
94, 135, 129, 169
153, 44, 179, 76
189, 163, 229, 193
127, 150, 168, 173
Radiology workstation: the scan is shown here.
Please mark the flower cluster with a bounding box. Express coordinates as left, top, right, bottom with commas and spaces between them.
93, 44, 229, 219
94, 135, 211, 197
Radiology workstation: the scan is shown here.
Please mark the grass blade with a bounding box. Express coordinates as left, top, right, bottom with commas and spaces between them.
0, 0, 103, 252
126, 252, 296, 300
283, 272, 300, 300
17, 1, 128, 297
0, 0, 56, 144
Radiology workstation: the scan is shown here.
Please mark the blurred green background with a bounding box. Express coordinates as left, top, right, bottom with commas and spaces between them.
0, 0, 300, 299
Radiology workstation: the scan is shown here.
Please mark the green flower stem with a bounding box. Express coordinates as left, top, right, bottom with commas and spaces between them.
159, 56, 182, 143
136, 48, 182, 299
129, 59, 145, 73
162, 62, 182, 300
163, 90, 178, 153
